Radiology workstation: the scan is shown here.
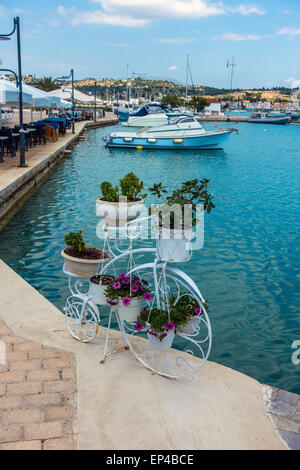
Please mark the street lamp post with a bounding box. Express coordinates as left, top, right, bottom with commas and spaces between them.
0, 17, 26, 167
55, 69, 75, 134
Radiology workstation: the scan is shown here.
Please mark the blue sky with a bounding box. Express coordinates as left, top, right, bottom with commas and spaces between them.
0, 0, 299, 88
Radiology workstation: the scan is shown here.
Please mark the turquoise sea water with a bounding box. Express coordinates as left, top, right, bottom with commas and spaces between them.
0, 121, 300, 393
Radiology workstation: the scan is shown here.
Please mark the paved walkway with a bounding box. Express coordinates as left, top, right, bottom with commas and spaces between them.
0, 319, 77, 450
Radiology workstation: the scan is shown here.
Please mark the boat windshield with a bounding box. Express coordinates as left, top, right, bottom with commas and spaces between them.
175, 117, 197, 124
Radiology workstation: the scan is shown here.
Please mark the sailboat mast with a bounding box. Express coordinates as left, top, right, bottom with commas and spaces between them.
230, 56, 236, 93
185, 54, 189, 101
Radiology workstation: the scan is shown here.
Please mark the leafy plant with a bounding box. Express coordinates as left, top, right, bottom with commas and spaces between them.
100, 173, 146, 202
169, 294, 208, 326
149, 178, 215, 228
100, 182, 119, 202
105, 273, 151, 305
64, 231, 85, 253
119, 173, 146, 201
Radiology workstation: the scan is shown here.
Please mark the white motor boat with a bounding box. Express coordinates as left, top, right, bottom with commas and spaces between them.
105, 117, 238, 150
122, 105, 189, 128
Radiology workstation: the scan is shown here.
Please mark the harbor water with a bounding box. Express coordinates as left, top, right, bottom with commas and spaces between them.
0, 121, 299, 393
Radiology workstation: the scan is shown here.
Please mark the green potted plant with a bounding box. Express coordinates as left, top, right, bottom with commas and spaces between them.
135, 307, 177, 350
105, 273, 152, 322
61, 231, 109, 278
169, 294, 208, 335
96, 172, 147, 226
149, 179, 215, 262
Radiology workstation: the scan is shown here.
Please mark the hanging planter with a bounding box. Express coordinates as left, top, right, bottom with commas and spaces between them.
89, 275, 115, 305
147, 329, 175, 351
156, 227, 193, 263
117, 297, 142, 322
136, 308, 177, 351
96, 173, 146, 227
105, 273, 152, 323
177, 316, 200, 335
170, 295, 207, 335
61, 231, 109, 278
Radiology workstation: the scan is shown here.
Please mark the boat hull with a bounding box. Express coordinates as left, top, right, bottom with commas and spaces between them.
248, 117, 291, 124
106, 131, 232, 150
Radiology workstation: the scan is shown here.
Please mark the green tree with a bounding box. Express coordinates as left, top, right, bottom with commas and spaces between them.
187, 95, 210, 112
33, 76, 59, 92
161, 95, 183, 107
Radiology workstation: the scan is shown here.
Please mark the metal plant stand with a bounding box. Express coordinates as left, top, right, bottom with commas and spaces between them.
62, 220, 212, 379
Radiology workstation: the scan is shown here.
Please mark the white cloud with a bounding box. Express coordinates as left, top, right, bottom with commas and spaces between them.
285, 77, 295, 83
154, 38, 196, 44
0, 6, 7, 16
168, 65, 178, 70
92, 0, 225, 20
57, 6, 149, 27
277, 27, 300, 36
222, 33, 261, 41
55, 1, 266, 28
228, 4, 266, 15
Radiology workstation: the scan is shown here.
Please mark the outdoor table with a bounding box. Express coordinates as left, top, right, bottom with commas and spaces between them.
0, 136, 8, 162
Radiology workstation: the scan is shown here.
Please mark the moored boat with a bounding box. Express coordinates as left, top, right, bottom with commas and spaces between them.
248, 113, 291, 124
104, 117, 238, 150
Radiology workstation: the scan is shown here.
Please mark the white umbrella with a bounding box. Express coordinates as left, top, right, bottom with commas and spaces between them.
45, 91, 62, 108
22, 83, 51, 107
60, 99, 72, 109
0, 79, 32, 107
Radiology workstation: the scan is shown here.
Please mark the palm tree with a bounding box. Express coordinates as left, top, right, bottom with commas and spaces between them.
33, 76, 59, 92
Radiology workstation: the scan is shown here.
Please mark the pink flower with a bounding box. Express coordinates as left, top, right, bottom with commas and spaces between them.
121, 296, 131, 306
122, 278, 130, 285
144, 293, 152, 302
194, 307, 201, 316
139, 285, 144, 291
113, 282, 121, 290
134, 321, 143, 331
165, 322, 175, 331
118, 273, 126, 279
131, 284, 139, 294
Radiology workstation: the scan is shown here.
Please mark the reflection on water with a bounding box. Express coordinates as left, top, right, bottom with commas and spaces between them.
0, 122, 300, 393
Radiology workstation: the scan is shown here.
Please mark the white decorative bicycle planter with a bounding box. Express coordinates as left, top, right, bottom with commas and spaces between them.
62, 219, 212, 379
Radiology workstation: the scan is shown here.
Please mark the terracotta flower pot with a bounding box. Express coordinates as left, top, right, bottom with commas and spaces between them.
61, 248, 109, 278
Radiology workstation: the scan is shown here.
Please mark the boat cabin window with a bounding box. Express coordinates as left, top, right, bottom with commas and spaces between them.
177, 117, 195, 124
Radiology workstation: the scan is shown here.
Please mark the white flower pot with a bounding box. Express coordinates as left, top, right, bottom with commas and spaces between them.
156, 228, 193, 262
147, 329, 175, 351
89, 282, 108, 305
96, 199, 145, 227
61, 248, 109, 278
117, 297, 142, 322
178, 316, 201, 335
